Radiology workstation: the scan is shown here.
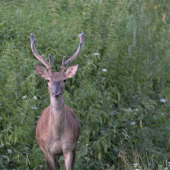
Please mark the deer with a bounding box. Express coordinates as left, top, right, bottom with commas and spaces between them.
30, 32, 84, 170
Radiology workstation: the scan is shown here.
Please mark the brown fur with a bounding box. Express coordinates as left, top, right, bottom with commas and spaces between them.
36, 105, 80, 170
36, 105, 80, 151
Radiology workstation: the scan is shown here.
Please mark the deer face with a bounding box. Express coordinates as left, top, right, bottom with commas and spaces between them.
35, 64, 78, 99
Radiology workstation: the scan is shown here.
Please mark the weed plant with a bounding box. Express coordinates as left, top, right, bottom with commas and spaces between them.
0, 0, 170, 169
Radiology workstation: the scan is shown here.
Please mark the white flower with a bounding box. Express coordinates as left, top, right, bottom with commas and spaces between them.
22, 95, 27, 99
7, 149, 12, 154
164, 167, 168, 170
33, 96, 37, 100
136, 169, 140, 170
131, 121, 136, 125
102, 69, 107, 72
160, 98, 166, 103
127, 108, 132, 112
133, 163, 139, 168
94, 53, 100, 56
135, 108, 138, 111
86, 144, 89, 146
37, 116, 40, 118
31, 106, 38, 110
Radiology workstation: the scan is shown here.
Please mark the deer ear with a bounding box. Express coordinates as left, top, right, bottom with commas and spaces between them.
65, 65, 79, 79
35, 64, 48, 78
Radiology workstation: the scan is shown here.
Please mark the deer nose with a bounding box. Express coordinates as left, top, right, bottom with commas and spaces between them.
53, 92, 61, 98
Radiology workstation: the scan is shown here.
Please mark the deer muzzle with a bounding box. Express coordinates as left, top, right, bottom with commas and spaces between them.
52, 91, 61, 99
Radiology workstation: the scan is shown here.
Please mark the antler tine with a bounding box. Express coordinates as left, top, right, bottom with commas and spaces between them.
48, 54, 52, 68
60, 56, 66, 72
30, 33, 53, 69
64, 33, 85, 69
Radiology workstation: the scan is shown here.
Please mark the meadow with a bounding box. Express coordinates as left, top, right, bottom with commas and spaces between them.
0, 0, 170, 169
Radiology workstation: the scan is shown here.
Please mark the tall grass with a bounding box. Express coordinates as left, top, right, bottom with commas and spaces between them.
0, 0, 170, 169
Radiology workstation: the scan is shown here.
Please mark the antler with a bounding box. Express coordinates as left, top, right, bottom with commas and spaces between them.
60, 33, 85, 72
30, 33, 53, 70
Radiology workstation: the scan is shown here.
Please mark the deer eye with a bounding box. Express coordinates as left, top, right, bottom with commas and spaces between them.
63, 79, 66, 83
46, 79, 50, 82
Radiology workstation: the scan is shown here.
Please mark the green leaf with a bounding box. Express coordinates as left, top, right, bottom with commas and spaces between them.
103, 143, 107, 153
98, 151, 102, 160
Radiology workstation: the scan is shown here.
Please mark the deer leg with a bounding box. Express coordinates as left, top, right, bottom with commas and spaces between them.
45, 154, 59, 170
64, 152, 73, 170
72, 148, 77, 169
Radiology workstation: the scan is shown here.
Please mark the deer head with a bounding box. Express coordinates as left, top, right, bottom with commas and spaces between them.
30, 33, 84, 99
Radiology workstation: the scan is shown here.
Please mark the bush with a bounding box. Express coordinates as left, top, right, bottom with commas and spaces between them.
0, 0, 170, 169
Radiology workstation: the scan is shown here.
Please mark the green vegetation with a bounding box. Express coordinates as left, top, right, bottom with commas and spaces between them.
0, 0, 170, 169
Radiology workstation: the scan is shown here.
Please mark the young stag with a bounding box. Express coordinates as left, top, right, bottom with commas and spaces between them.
30, 33, 84, 170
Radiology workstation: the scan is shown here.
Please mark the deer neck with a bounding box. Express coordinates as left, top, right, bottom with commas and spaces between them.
50, 95, 65, 113
49, 95, 66, 139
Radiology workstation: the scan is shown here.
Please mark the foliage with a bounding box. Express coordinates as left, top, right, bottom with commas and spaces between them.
0, 0, 170, 169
